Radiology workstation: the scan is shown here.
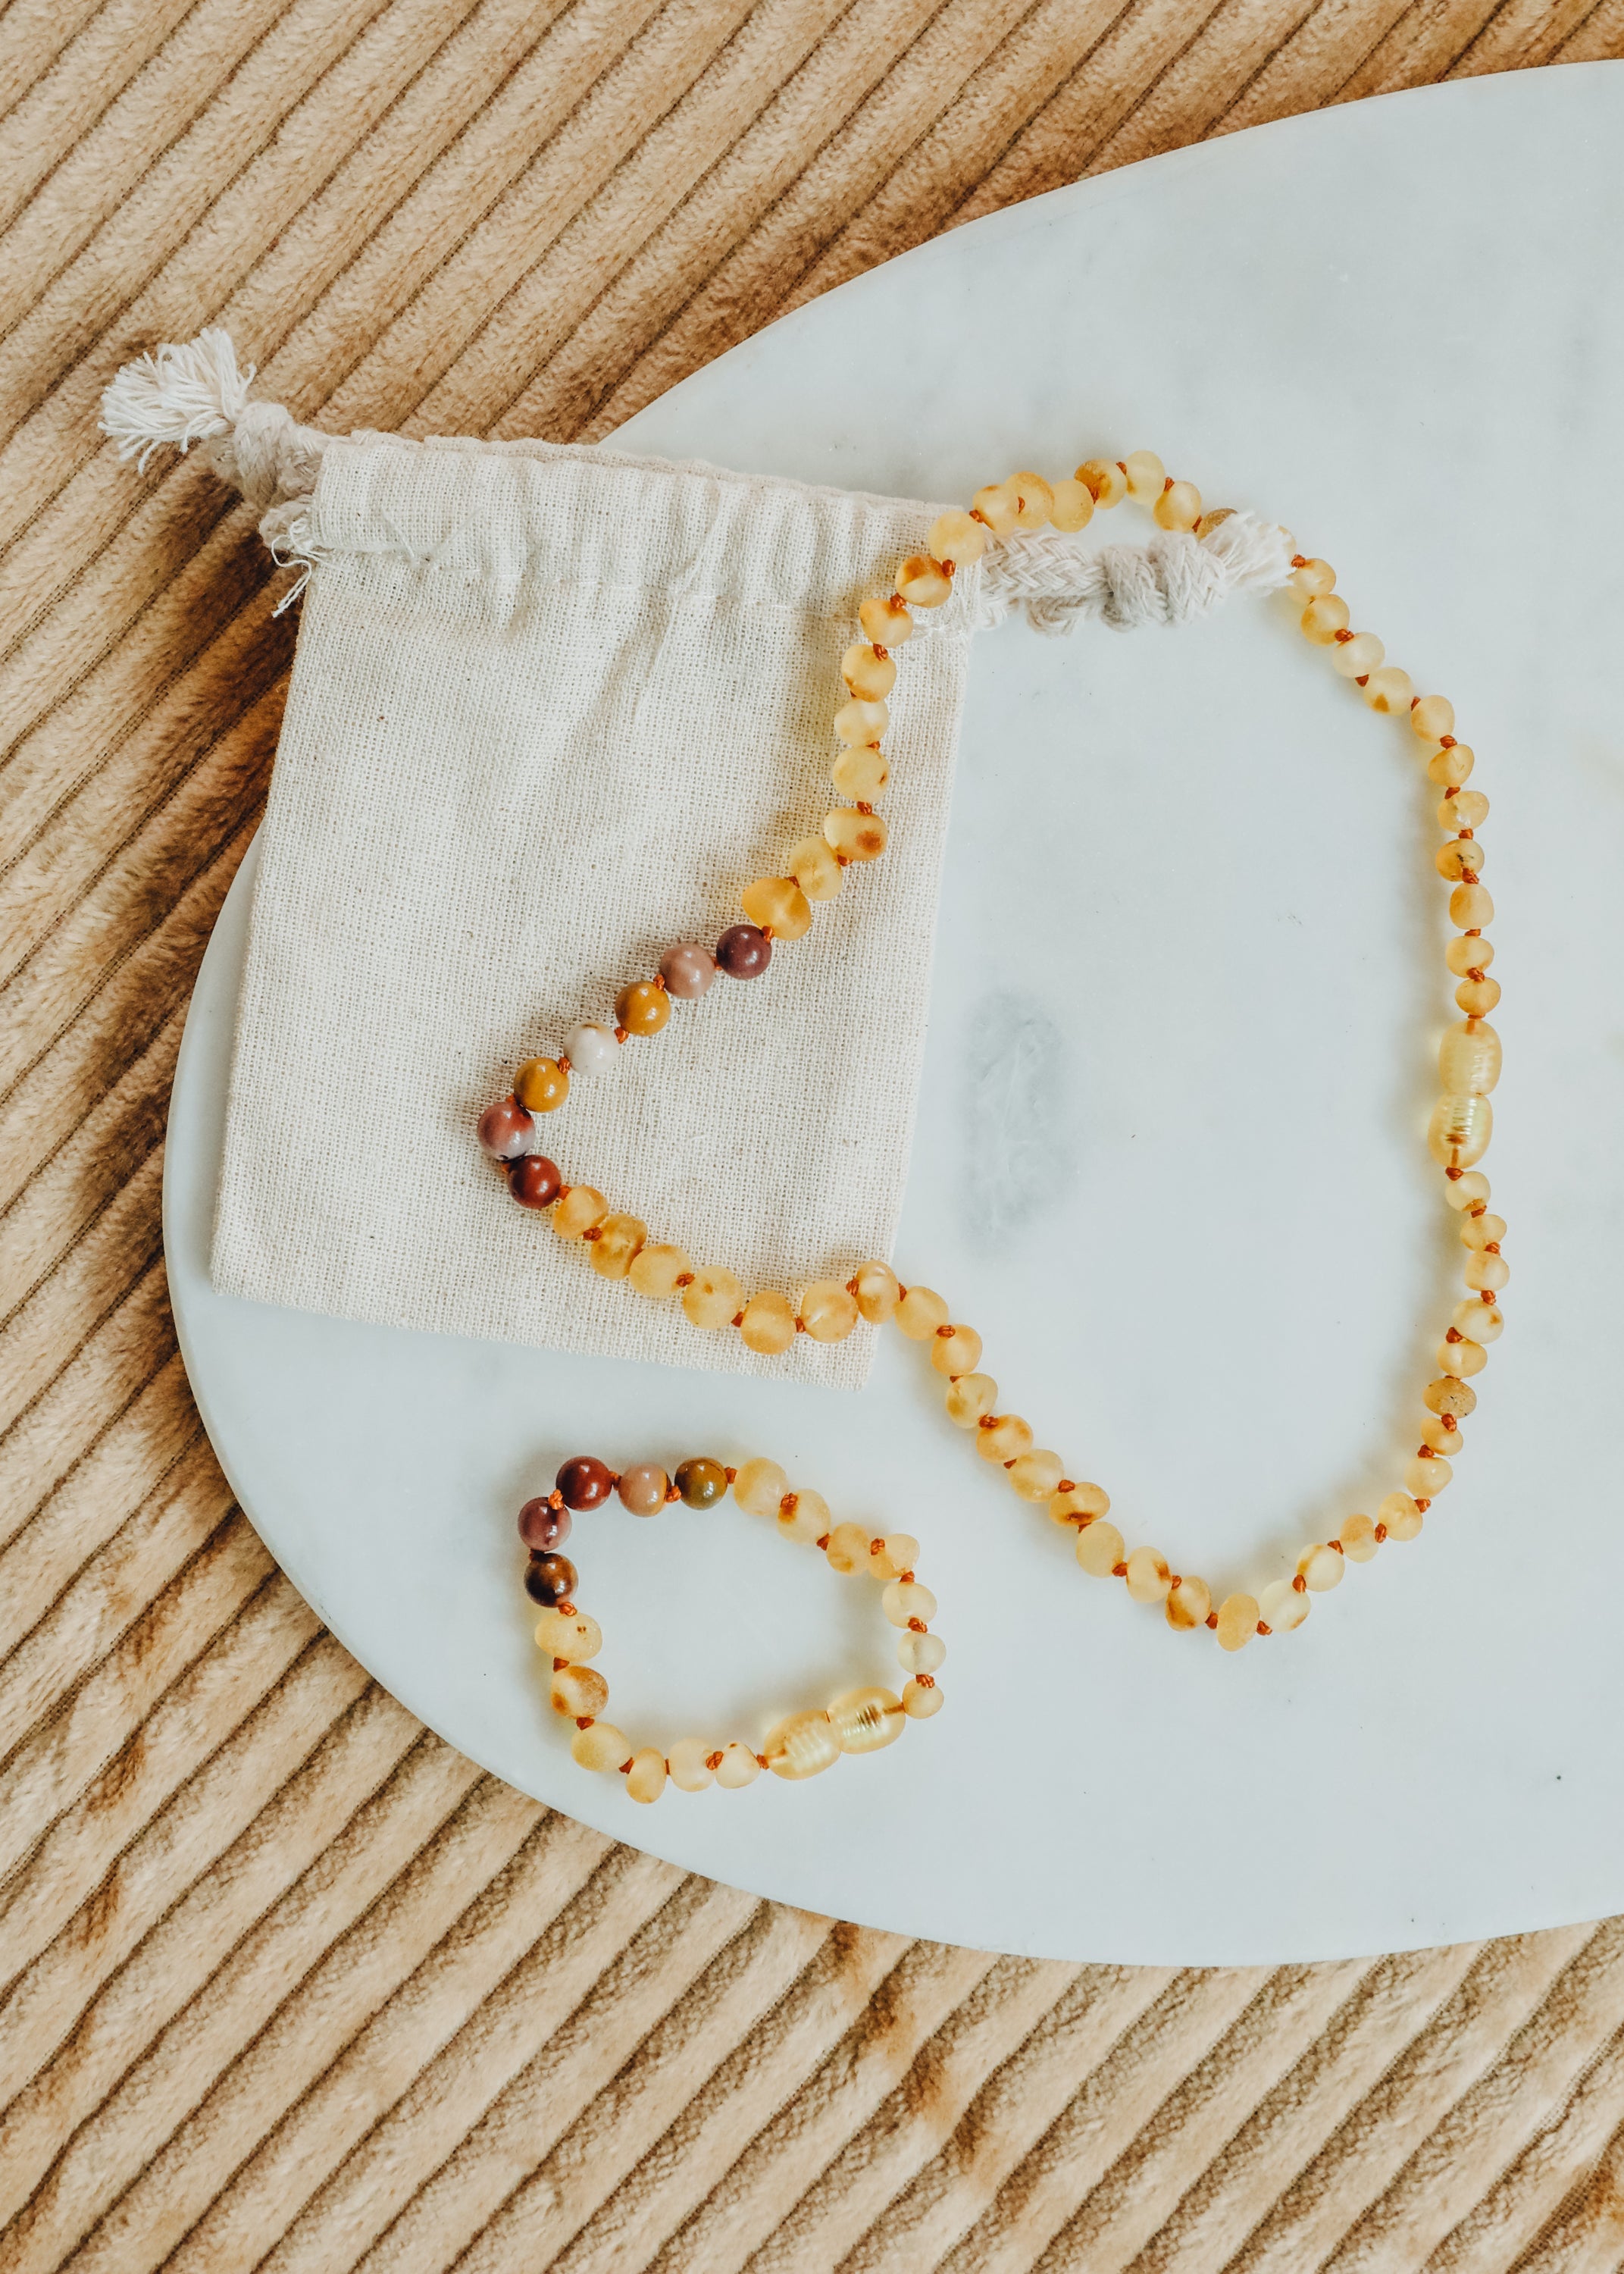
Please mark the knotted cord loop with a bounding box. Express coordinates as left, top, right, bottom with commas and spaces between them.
972, 510, 1294, 636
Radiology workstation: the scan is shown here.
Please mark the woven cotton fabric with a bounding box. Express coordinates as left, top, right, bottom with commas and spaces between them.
210, 434, 979, 1386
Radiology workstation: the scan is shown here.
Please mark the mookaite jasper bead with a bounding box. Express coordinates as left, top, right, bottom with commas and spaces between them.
525, 1552, 577, 1606
740, 877, 812, 939
617, 1462, 668, 1515
715, 924, 771, 979
565, 1023, 618, 1076
557, 1455, 614, 1510
828, 1687, 905, 1752
514, 1057, 568, 1113
674, 1456, 728, 1509
508, 1154, 562, 1209
659, 942, 715, 998
765, 1712, 840, 1779
616, 980, 669, 1036
518, 1496, 571, 1551
478, 1096, 534, 1159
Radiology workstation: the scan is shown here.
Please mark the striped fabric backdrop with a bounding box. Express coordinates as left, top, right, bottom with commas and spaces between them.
4, 4, 1624, 2267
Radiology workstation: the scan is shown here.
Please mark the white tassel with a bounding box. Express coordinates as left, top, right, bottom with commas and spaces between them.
99, 327, 255, 473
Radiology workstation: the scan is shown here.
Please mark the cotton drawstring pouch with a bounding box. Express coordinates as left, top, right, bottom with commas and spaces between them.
103, 331, 1292, 1392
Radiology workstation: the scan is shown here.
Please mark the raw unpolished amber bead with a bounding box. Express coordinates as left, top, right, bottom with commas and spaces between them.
828, 1687, 905, 1752
1122, 449, 1164, 502
872, 1532, 919, 1581
831, 744, 888, 800
1340, 1513, 1379, 1561
739, 1289, 796, 1354
788, 834, 843, 900
616, 980, 670, 1036
1291, 557, 1335, 595
1012, 471, 1054, 528
975, 1414, 1032, 1464
1215, 1593, 1259, 1651
799, 1280, 859, 1342
1457, 1298, 1504, 1342
896, 556, 952, 607
1444, 1170, 1491, 1211
534, 1607, 602, 1662
740, 876, 812, 939
1166, 1574, 1211, 1630
1154, 479, 1201, 531
1450, 881, 1494, 929
1428, 741, 1475, 787
778, 1486, 829, 1544
1445, 933, 1494, 976
929, 509, 987, 567
898, 1627, 945, 1674
1439, 1020, 1501, 1095
1048, 478, 1094, 531
1009, 1449, 1063, 1502
1410, 693, 1456, 740
860, 591, 913, 644
550, 1663, 608, 1718
1259, 1577, 1310, 1631
715, 1740, 761, 1787
853, 1260, 902, 1323
929, 1324, 982, 1377
834, 697, 888, 744
764, 1710, 840, 1779
842, 642, 896, 700
683, 1264, 743, 1329
1297, 1543, 1345, 1591
1441, 790, 1490, 831
572, 1722, 628, 1771
515, 1057, 568, 1113
1076, 458, 1127, 506
1405, 1453, 1451, 1496
1363, 666, 1413, 714
1300, 594, 1350, 643
554, 1186, 608, 1240
1428, 1095, 1492, 1169
668, 1737, 715, 1791
629, 1242, 691, 1298
590, 1214, 646, 1279
882, 1578, 936, 1626
903, 1678, 944, 1718
1378, 1492, 1424, 1540
944, 1372, 997, 1427
1465, 1251, 1509, 1292
970, 482, 1021, 534
825, 1521, 870, 1573
626, 1748, 667, 1803
1457, 976, 1501, 1016
732, 1456, 788, 1515
894, 1284, 948, 1339
1125, 1546, 1172, 1603
824, 807, 887, 863
1438, 1333, 1488, 1378
1075, 1520, 1125, 1577
1435, 839, 1483, 882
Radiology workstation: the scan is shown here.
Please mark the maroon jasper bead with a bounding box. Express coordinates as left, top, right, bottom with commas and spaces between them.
524, 1552, 577, 1606
715, 923, 771, 979
478, 1095, 534, 1159
508, 1154, 562, 1209
518, 1496, 571, 1552
556, 1455, 614, 1510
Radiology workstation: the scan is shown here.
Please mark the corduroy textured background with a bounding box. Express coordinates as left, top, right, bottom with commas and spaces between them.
4, 5, 1624, 2268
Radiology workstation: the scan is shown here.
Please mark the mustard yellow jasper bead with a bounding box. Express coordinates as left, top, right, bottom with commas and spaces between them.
616, 979, 670, 1035
515, 1057, 568, 1112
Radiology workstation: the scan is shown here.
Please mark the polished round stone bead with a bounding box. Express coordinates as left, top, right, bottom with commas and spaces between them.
565, 1022, 619, 1076
715, 924, 771, 979
514, 1057, 568, 1113
556, 1455, 615, 1510
674, 1456, 729, 1510
659, 941, 716, 999
518, 1496, 571, 1552
617, 1461, 668, 1516
524, 1552, 577, 1606
616, 979, 670, 1036
477, 1095, 534, 1159
508, 1154, 562, 1209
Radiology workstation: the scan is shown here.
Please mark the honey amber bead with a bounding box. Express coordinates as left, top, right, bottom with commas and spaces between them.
628, 1242, 691, 1298
903, 1679, 943, 1718
478, 1096, 533, 1159
929, 510, 987, 567
1428, 741, 1475, 788
883, 1578, 936, 1626
684, 1264, 744, 1329
873, 1532, 920, 1580
799, 1280, 859, 1342
971, 482, 1021, 534
976, 1414, 1033, 1464
626, 1747, 667, 1803
896, 556, 953, 608
715, 1740, 761, 1788
739, 1289, 796, 1355
1075, 1520, 1125, 1577
929, 1324, 982, 1377
1216, 1594, 1259, 1651
1440, 1021, 1501, 1095
733, 1456, 788, 1516
835, 697, 888, 744
572, 1722, 629, 1771
1339, 1513, 1379, 1561
1457, 976, 1500, 1016
534, 1606, 602, 1661
674, 1455, 728, 1508
1165, 1574, 1211, 1630
831, 744, 889, 800
1363, 666, 1413, 714
1411, 694, 1455, 741
590, 1214, 647, 1279
1459, 1205, 1503, 1248
1440, 791, 1490, 831
894, 1284, 948, 1339
1009, 1449, 1063, 1502
765, 1710, 840, 1779
668, 1737, 715, 1792
778, 1487, 829, 1544
1154, 479, 1201, 531
557, 1454, 614, 1508
1420, 1417, 1462, 1455
1122, 449, 1164, 503
1438, 1334, 1487, 1377
828, 1687, 905, 1753
1465, 1251, 1509, 1292
1300, 594, 1350, 643
843, 642, 896, 700
1050, 1482, 1110, 1524
550, 1662, 607, 1717
1331, 632, 1385, 678
1445, 934, 1494, 977
616, 980, 670, 1036
1444, 1169, 1491, 1211
1125, 1546, 1172, 1603
853, 1260, 902, 1323
945, 1372, 997, 1427
789, 834, 843, 900
618, 1462, 668, 1515
1297, 1543, 1344, 1591
1449, 882, 1494, 930
824, 1521, 869, 1574
1428, 1095, 1492, 1169
1406, 1453, 1451, 1496
1457, 1298, 1504, 1342
1436, 840, 1483, 882
1290, 558, 1336, 596
860, 593, 914, 645
525, 1549, 576, 1608
508, 1155, 562, 1210
897, 1627, 946, 1674
740, 877, 812, 939
1049, 478, 1094, 531
1379, 1492, 1424, 1541
1425, 1376, 1477, 1417
1259, 1577, 1310, 1631
1012, 471, 1054, 528
716, 924, 772, 979
824, 807, 887, 863
515, 1057, 568, 1114
659, 942, 716, 999
554, 1186, 608, 1240
1076, 459, 1127, 507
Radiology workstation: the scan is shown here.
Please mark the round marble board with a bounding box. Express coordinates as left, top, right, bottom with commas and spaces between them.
167, 65, 1624, 1964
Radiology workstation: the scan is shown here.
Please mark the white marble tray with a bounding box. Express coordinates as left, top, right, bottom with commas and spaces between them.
167, 64, 1624, 1964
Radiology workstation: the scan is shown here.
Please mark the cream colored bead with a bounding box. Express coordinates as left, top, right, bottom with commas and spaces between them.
930, 1324, 983, 1377
896, 555, 953, 608
571, 1721, 629, 1771
1457, 976, 1501, 1016
1460, 1211, 1507, 1251
1363, 666, 1413, 713
894, 1284, 949, 1339
1449, 881, 1494, 929
1050, 1482, 1110, 1525
764, 1710, 840, 1780
853, 1260, 902, 1323
1439, 1020, 1501, 1095
1009, 1449, 1064, 1502
1125, 1546, 1172, 1603
873, 1533, 921, 1582
1291, 558, 1336, 595
1122, 449, 1164, 503
1153, 479, 1201, 531
831, 744, 889, 800
734, 1456, 789, 1517
945, 1372, 998, 1427
828, 1686, 906, 1753
626, 1747, 667, 1803
1378, 1492, 1424, 1541
1339, 1514, 1380, 1562
554, 1186, 609, 1240
1075, 1520, 1125, 1577
683, 1264, 743, 1329
740, 875, 812, 939
1464, 1251, 1509, 1292
1437, 1333, 1488, 1378
825, 807, 887, 863
1440, 790, 1489, 832
715, 1741, 761, 1788
535, 1607, 602, 1662
1428, 741, 1475, 787
1411, 694, 1456, 741
798, 1280, 859, 1342
1457, 1298, 1504, 1342
825, 1521, 871, 1574
1012, 471, 1054, 528
1427, 1095, 1492, 1170
1216, 1594, 1259, 1652
842, 641, 896, 700
1259, 1578, 1310, 1632
1048, 477, 1094, 531
903, 1678, 943, 1718
1165, 1574, 1211, 1631
1406, 1453, 1452, 1496
834, 697, 888, 744
590, 1214, 647, 1279
859, 593, 913, 646
1330, 631, 1385, 678
883, 1578, 937, 1627
739, 1289, 796, 1354
1076, 459, 1127, 507
971, 481, 1022, 534
1420, 1417, 1463, 1455
928, 510, 987, 568
1297, 1543, 1345, 1592
1300, 594, 1350, 643
551, 1663, 609, 1718
975, 1414, 1033, 1464
1444, 1170, 1491, 1211
898, 1628, 946, 1675
668, 1737, 715, 1792
778, 1487, 830, 1545
1444, 930, 1489, 976
629, 1242, 692, 1298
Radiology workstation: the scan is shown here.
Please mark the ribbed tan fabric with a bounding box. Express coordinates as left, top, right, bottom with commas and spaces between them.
4, 6, 1622, 2268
